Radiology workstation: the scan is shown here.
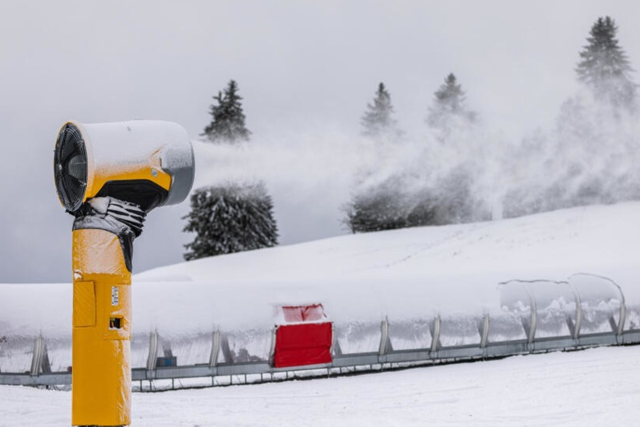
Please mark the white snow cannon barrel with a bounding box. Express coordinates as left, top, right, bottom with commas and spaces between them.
54, 120, 195, 213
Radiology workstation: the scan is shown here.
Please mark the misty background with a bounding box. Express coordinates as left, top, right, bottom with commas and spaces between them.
1, 0, 639, 283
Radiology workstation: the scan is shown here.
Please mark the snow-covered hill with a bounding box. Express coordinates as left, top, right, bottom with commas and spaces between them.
2, 202, 640, 337
134, 201, 640, 326
138, 200, 640, 285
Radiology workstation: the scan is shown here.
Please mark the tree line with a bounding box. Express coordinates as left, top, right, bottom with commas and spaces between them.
183, 16, 638, 260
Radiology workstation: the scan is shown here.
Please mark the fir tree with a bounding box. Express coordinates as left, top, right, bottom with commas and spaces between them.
361, 82, 402, 140
405, 190, 437, 228
345, 176, 461, 233
183, 182, 278, 260
202, 80, 252, 143
576, 16, 636, 109
426, 73, 476, 135
345, 179, 407, 233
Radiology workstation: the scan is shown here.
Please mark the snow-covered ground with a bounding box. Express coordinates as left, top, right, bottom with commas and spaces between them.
1, 345, 638, 426
2, 202, 640, 424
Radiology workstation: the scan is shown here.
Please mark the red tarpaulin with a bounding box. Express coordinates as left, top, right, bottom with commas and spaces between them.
281, 303, 326, 323
273, 304, 333, 368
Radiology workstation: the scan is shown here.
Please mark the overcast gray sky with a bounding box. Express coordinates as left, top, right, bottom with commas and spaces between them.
1, 0, 638, 283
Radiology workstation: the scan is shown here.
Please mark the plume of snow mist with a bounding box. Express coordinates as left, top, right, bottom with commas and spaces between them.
191, 91, 640, 245
192, 129, 379, 243
502, 89, 640, 218
345, 88, 640, 226
192, 123, 511, 242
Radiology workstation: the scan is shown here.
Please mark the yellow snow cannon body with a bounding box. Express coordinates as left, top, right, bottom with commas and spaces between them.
53, 120, 195, 426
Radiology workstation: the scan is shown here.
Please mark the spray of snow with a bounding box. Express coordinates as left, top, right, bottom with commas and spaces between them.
191, 85, 640, 240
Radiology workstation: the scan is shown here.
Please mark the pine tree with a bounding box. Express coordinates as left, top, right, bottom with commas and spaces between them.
361, 82, 402, 140
345, 179, 407, 233
426, 73, 476, 135
202, 80, 252, 143
183, 182, 278, 260
345, 176, 455, 233
576, 16, 636, 109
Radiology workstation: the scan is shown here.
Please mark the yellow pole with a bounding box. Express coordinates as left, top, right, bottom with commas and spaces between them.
71, 227, 132, 426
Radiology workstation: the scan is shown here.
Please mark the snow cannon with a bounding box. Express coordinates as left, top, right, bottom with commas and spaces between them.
54, 120, 195, 214
53, 120, 195, 427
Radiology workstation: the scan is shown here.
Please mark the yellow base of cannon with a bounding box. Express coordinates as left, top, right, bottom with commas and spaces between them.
72, 228, 132, 426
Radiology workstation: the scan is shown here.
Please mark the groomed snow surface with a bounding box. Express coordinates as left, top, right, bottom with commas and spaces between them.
1, 345, 638, 426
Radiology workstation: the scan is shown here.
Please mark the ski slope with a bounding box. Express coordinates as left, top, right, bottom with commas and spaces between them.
2, 202, 640, 375
2, 202, 640, 425
1, 345, 638, 426
4, 201, 640, 340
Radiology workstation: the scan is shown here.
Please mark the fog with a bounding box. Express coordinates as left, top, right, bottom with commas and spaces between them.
1, 0, 640, 282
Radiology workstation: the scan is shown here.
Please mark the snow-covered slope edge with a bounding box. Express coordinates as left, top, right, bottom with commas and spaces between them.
138, 201, 640, 284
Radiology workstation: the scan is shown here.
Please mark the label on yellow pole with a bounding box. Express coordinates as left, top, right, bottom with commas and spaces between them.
112, 286, 119, 306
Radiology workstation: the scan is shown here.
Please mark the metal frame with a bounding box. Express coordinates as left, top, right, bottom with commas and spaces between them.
4, 317, 639, 389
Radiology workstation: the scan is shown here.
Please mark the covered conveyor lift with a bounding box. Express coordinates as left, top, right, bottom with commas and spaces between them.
1, 273, 640, 390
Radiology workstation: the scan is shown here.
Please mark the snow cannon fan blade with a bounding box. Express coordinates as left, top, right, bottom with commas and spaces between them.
54, 120, 195, 213
54, 123, 88, 213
